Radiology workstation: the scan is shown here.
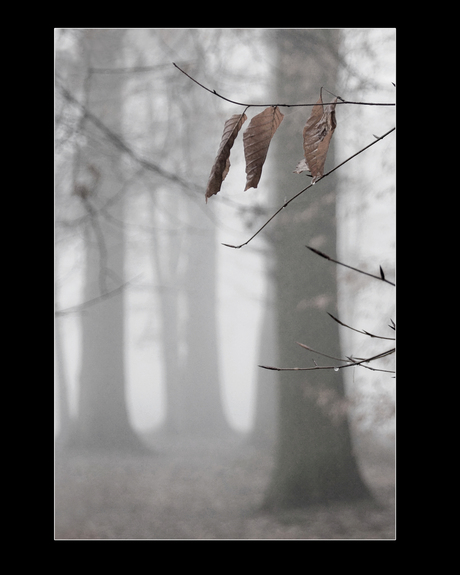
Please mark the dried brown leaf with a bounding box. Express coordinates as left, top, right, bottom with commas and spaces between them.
293, 158, 309, 174
298, 93, 337, 183
243, 106, 284, 191
205, 112, 247, 203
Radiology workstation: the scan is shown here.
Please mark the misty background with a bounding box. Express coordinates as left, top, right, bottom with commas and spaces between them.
54, 28, 395, 539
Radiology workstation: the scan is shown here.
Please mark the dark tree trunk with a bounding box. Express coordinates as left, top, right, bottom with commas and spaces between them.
263, 29, 370, 509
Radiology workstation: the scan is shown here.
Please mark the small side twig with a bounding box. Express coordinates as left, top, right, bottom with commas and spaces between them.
259, 347, 395, 373
307, 246, 395, 286
327, 312, 395, 340
55, 275, 142, 316
296, 342, 394, 373
296, 342, 350, 363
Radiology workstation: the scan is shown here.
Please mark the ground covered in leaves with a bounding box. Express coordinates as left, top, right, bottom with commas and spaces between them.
55, 434, 395, 540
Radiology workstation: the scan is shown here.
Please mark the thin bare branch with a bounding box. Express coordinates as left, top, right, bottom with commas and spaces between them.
296, 342, 395, 373
259, 347, 395, 373
307, 246, 395, 286
57, 80, 228, 231
327, 313, 395, 340
296, 341, 349, 363
55, 275, 142, 316
57, 82, 199, 192
173, 63, 395, 108
90, 61, 191, 74
223, 127, 395, 249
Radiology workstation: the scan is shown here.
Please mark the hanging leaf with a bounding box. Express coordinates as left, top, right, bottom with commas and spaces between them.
296, 92, 337, 184
205, 112, 247, 203
243, 106, 284, 191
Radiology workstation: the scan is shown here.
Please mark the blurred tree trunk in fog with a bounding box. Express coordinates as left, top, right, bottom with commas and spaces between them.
150, 194, 184, 434
263, 30, 370, 509
143, 62, 185, 435
181, 198, 230, 435
68, 30, 144, 452
147, 29, 231, 436
175, 35, 231, 436
55, 318, 71, 444
252, 280, 278, 446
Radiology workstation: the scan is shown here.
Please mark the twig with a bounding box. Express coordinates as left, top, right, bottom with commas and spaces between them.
307, 246, 395, 286
296, 342, 351, 363
259, 347, 395, 373
296, 341, 395, 373
222, 127, 395, 249
55, 275, 142, 316
173, 63, 395, 108
90, 61, 191, 74
327, 313, 395, 340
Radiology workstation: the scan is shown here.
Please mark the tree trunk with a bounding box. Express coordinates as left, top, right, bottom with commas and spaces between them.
182, 198, 231, 436
263, 29, 370, 509
180, 45, 233, 436
251, 279, 278, 447
55, 317, 72, 445
151, 30, 232, 437
68, 29, 145, 452
155, 250, 184, 435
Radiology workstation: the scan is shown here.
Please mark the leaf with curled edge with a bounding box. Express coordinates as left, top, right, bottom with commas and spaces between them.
205, 112, 247, 203
295, 93, 337, 183
243, 106, 284, 191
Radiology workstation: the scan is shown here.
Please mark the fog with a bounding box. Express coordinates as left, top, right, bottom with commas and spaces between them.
55, 28, 395, 539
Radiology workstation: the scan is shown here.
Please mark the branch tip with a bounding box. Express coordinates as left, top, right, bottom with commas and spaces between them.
258, 365, 278, 371
306, 245, 330, 260
221, 242, 243, 249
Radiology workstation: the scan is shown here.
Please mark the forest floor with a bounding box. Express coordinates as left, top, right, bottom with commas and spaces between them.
55, 433, 395, 540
